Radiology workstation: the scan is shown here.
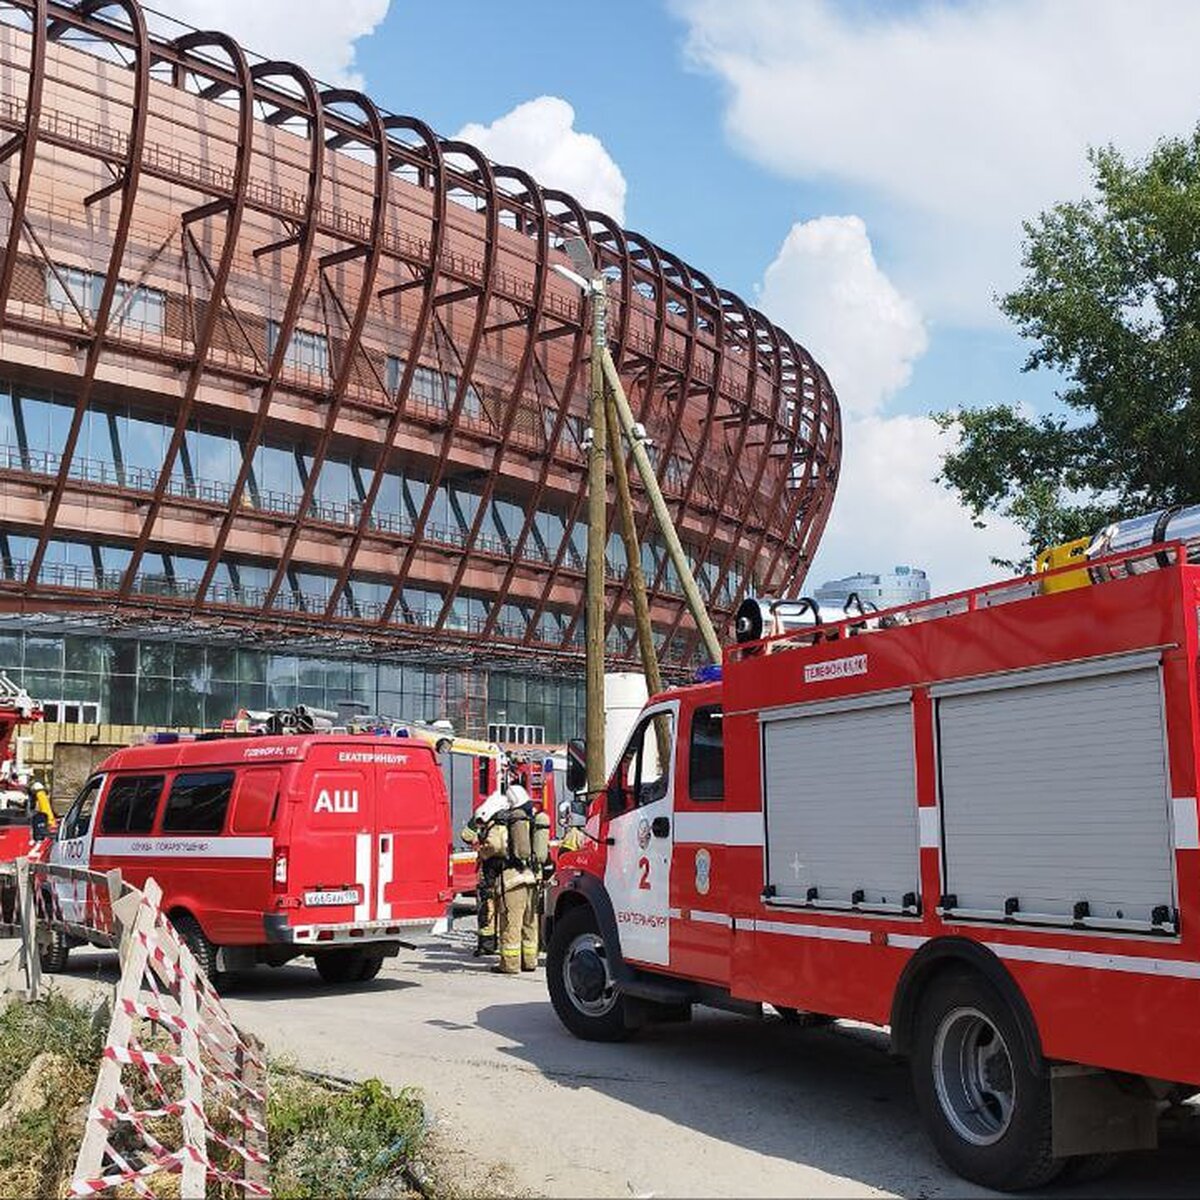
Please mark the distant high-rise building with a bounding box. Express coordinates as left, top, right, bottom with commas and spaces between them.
813, 566, 930, 613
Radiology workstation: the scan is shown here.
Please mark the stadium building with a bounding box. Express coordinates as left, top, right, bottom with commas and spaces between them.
0, 0, 841, 741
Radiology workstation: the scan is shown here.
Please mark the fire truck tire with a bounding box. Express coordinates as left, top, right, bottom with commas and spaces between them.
172, 913, 232, 993
1058, 1153, 1120, 1184
912, 970, 1061, 1191
546, 905, 629, 1042
357, 955, 384, 982
39, 929, 69, 973
314, 948, 369, 985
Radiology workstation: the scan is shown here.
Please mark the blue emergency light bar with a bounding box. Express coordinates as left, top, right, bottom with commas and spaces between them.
695, 664, 722, 683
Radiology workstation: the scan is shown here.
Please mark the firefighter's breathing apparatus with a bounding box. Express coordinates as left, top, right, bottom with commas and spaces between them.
473, 786, 552, 878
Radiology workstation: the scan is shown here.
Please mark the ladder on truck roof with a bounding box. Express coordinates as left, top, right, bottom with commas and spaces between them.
732, 536, 1199, 662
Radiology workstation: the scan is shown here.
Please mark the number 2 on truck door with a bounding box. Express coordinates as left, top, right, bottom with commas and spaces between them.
603, 704, 677, 967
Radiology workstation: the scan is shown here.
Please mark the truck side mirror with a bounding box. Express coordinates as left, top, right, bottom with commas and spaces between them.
565, 738, 586, 794
29, 811, 49, 842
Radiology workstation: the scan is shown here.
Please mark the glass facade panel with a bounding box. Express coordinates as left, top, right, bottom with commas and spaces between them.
139, 642, 174, 677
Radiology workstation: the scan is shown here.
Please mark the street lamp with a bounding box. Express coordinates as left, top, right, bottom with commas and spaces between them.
553, 238, 608, 804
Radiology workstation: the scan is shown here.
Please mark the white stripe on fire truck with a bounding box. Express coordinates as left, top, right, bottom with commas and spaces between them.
91, 837, 272, 859
377, 836, 394, 921
984, 940, 1200, 980
1171, 797, 1199, 850
699, 915, 1200, 981
673, 811, 763, 846
918, 808, 940, 849
749, 918, 872, 944
690, 910, 733, 927
354, 833, 371, 923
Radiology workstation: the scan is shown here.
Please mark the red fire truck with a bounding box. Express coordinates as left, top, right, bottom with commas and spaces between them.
0, 675, 44, 861
41, 731, 453, 988
545, 524, 1200, 1189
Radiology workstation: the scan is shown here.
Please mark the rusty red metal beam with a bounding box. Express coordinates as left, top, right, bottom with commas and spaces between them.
0, 0, 46, 331
261, 89, 389, 614
377, 139, 500, 628
117, 29, 254, 600
26, 0, 150, 590
321, 116, 447, 621
191, 59, 327, 611
430, 165, 549, 636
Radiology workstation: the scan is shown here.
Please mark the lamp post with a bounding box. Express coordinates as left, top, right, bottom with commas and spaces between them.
555, 239, 608, 804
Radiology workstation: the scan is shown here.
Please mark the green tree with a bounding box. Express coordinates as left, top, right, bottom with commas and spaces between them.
936, 126, 1200, 568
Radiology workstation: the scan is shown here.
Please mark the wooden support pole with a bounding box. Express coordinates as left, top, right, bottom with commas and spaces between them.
605, 385, 663, 700
601, 348, 724, 664
584, 280, 608, 803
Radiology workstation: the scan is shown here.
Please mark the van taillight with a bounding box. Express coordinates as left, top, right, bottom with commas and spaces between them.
273, 848, 288, 889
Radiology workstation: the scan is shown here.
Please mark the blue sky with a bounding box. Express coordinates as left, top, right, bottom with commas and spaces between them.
166, 0, 1200, 595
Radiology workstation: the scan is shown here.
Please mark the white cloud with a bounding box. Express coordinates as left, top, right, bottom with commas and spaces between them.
806, 412, 1026, 598
756, 216, 1020, 595
149, 0, 389, 88
758, 215, 926, 417
456, 97, 628, 225
677, 0, 1200, 326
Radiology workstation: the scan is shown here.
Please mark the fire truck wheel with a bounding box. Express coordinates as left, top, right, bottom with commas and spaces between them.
172, 913, 231, 993
314, 948, 369, 985
546, 905, 629, 1042
357, 955, 384, 982
1058, 1153, 1120, 1184
39, 929, 69, 973
912, 970, 1061, 1191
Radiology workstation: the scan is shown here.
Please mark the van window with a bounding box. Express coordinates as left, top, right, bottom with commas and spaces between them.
60, 777, 102, 841
689, 707, 724, 802
162, 771, 235, 834
100, 775, 164, 835
230, 770, 279, 834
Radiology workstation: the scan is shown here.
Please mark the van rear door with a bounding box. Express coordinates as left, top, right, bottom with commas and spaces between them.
376, 749, 449, 923
290, 747, 373, 924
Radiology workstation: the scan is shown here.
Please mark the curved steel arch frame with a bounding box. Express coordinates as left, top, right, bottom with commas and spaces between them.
0, 0, 842, 680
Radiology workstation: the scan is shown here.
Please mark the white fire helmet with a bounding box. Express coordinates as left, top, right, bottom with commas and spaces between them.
474, 790, 510, 825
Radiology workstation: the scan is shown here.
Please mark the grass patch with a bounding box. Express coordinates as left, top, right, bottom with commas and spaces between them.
0, 994, 431, 1199
269, 1070, 429, 1199
0, 991, 104, 1198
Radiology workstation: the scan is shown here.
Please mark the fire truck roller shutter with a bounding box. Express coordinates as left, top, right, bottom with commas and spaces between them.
934, 652, 1174, 930
761, 690, 919, 911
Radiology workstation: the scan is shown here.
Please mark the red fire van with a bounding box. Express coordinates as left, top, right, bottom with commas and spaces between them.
43, 732, 453, 988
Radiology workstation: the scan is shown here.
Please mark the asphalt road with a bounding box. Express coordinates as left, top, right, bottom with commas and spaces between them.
30, 928, 1200, 1198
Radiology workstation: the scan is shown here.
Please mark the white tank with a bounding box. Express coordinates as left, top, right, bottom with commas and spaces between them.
604, 672, 649, 778
1088, 503, 1200, 580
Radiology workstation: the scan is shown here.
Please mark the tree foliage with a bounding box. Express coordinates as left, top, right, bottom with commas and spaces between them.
937, 126, 1200, 567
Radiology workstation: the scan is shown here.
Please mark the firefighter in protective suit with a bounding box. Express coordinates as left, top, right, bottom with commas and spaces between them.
482, 784, 551, 974
461, 790, 510, 956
